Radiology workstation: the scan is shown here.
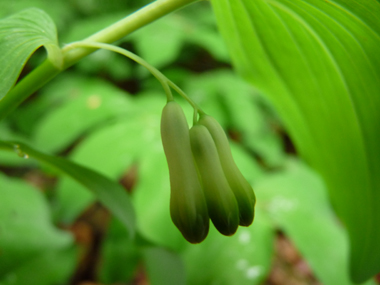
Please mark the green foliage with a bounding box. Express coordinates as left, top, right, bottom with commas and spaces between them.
130, 10, 229, 68
33, 76, 133, 153
257, 160, 361, 284
0, 8, 62, 99
0, 0, 379, 284
0, 174, 76, 284
98, 219, 141, 283
143, 247, 186, 285
0, 141, 136, 238
211, 0, 380, 282
183, 210, 275, 285
0, 247, 77, 285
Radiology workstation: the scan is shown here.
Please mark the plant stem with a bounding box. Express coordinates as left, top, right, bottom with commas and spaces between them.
0, 0, 198, 121
64, 42, 174, 101
167, 81, 202, 112
65, 42, 206, 114
62, 0, 198, 68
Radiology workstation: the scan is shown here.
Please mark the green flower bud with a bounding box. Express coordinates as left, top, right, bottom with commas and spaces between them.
199, 114, 256, 226
190, 124, 239, 236
161, 101, 209, 243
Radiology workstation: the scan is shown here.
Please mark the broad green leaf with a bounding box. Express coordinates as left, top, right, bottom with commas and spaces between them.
54, 178, 95, 225
182, 208, 275, 285
33, 78, 132, 153
217, 73, 264, 135
245, 131, 284, 167
186, 27, 230, 62
9, 73, 101, 136
0, 173, 72, 276
0, 246, 77, 285
179, 2, 230, 61
54, 93, 164, 224
211, 0, 380, 281
215, 72, 285, 167
132, 15, 184, 68
0, 141, 136, 238
0, 8, 62, 99
99, 219, 141, 284
229, 141, 264, 182
0, 0, 74, 32
256, 160, 376, 285
132, 8, 229, 68
143, 247, 186, 285
54, 120, 142, 223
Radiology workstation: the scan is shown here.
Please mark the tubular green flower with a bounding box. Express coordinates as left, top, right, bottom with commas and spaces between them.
189, 124, 239, 236
161, 101, 209, 243
199, 114, 256, 226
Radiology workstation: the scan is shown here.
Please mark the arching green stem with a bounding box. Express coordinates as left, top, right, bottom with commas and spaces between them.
167, 81, 201, 111
166, 81, 205, 124
64, 42, 203, 118
64, 42, 174, 101
0, 0, 199, 121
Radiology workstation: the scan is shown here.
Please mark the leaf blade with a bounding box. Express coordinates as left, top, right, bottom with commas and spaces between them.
0, 8, 62, 99
211, 0, 380, 281
0, 173, 72, 276
0, 140, 136, 238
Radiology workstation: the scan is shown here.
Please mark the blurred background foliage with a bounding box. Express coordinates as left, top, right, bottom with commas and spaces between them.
0, 0, 377, 284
